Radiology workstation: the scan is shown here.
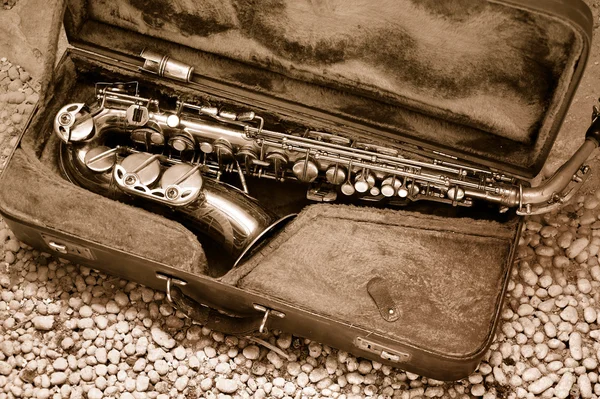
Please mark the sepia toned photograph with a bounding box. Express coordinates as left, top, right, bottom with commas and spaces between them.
1, 0, 600, 398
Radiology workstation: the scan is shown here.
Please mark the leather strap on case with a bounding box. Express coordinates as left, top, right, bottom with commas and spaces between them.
367, 277, 400, 322
169, 286, 266, 336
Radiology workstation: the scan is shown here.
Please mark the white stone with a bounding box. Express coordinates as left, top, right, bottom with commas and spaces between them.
32, 316, 54, 330
243, 345, 260, 360
88, 388, 103, 399
471, 384, 485, 396
175, 376, 189, 391
136, 375, 149, 392
566, 238, 589, 259
50, 372, 67, 385
578, 279, 592, 294
346, 372, 364, 385
585, 307, 597, 324
151, 327, 176, 349
517, 304, 535, 316
528, 376, 554, 394
560, 306, 579, 324
579, 374, 593, 398
200, 377, 213, 391
522, 368, 542, 382
309, 368, 328, 383
570, 332, 583, 361
555, 372, 575, 398
267, 351, 283, 369
216, 378, 238, 393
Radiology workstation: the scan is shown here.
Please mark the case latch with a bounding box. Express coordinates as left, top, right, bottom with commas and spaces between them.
140, 49, 194, 83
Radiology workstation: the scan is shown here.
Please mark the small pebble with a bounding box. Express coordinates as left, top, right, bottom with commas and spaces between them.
216, 378, 238, 393
528, 376, 554, 394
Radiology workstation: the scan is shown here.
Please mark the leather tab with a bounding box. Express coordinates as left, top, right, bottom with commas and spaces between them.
367, 277, 400, 322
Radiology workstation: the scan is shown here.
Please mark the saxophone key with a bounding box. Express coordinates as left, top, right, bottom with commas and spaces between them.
236, 146, 259, 169
397, 179, 410, 198
292, 159, 319, 183
447, 186, 465, 201
160, 164, 203, 203
380, 176, 402, 197
168, 135, 195, 152
119, 153, 161, 186
213, 139, 235, 158
265, 151, 288, 179
218, 110, 238, 121
354, 171, 376, 193
166, 114, 181, 128
84, 146, 117, 173
131, 129, 165, 147
341, 182, 356, 196
199, 142, 213, 153
126, 104, 149, 125
325, 164, 347, 185
406, 182, 420, 197
237, 111, 256, 122
306, 183, 338, 202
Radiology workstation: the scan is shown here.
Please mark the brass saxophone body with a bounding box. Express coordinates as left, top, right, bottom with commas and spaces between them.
53, 82, 600, 262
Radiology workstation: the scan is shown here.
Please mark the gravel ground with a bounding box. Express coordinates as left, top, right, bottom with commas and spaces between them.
2, 57, 600, 399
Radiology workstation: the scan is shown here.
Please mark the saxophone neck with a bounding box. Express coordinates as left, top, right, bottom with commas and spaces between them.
517, 132, 599, 215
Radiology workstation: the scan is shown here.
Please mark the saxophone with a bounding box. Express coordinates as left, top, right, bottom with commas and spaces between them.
53, 81, 600, 263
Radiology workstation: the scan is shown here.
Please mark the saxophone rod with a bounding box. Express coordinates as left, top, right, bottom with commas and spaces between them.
91, 86, 600, 212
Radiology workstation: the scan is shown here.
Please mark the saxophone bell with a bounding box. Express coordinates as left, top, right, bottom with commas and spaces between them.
55, 97, 296, 268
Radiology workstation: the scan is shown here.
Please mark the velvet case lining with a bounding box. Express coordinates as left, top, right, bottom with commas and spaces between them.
62, 0, 588, 178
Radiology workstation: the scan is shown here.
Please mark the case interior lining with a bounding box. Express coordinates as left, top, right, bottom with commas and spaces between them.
0, 57, 208, 275
233, 204, 517, 356
64, 0, 585, 177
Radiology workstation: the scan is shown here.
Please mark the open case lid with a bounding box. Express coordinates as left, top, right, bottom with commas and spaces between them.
62, 0, 592, 179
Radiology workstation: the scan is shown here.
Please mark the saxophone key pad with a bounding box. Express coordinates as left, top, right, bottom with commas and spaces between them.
84, 146, 117, 173
160, 164, 203, 203
119, 153, 161, 186
168, 135, 195, 152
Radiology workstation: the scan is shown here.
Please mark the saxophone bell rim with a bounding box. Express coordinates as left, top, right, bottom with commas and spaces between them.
232, 213, 297, 268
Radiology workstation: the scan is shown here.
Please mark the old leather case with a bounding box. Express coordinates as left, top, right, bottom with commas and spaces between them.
0, 0, 592, 380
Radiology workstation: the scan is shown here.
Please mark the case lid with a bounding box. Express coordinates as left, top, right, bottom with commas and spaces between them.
62, 0, 592, 178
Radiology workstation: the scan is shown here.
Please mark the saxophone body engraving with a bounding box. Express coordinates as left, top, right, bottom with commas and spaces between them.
54, 82, 600, 260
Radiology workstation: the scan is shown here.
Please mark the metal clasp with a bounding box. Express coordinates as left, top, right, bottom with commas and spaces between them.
41, 234, 95, 260
156, 272, 187, 305
253, 304, 285, 334
48, 241, 67, 254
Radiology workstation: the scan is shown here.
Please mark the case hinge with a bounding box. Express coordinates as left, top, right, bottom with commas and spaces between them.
140, 49, 194, 83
